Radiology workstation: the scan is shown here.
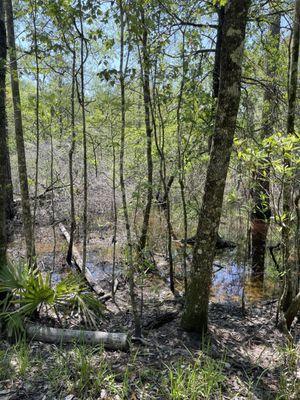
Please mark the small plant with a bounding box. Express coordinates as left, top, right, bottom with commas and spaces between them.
14, 340, 30, 377
0, 347, 14, 380
165, 354, 226, 400
276, 343, 300, 399
0, 263, 104, 338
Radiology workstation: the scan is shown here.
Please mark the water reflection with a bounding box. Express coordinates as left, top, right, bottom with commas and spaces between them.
212, 261, 244, 303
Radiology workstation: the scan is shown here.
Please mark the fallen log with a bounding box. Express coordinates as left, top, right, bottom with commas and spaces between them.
143, 311, 178, 330
58, 222, 104, 296
26, 324, 129, 351
180, 233, 236, 250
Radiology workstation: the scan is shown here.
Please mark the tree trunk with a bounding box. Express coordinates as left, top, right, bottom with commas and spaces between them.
208, 5, 225, 151
67, 49, 77, 266
0, 0, 8, 268
3, 137, 14, 221
251, 10, 281, 282
31, 0, 40, 239
138, 9, 153, 255
181, 0, 250, 334
119, 0, 141, 338
5, 0, 35, 265
282, 0, 300, 311
78, 1, 88, 275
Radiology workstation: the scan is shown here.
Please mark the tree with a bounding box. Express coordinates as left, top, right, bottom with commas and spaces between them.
281, 0, 300, 317
137, 8, 153, 258
5, 0, 35, 265
250, 8, 281, 282
118, 0, 141, 337
0, 0, 8, 268
181, 0, 251, 334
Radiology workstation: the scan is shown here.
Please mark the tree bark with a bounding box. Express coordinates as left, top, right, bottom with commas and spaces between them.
5, 0, 35, 265
251, 10, 281, 282
3, 136, 14, 221
31, 0, 40, 239
138, 9, 153, 255
282, 0, 300, 311
0, 0, 8, 268
67, 48, 77, 266
78, 1, 88, 275
181, 0, 250, 334
119, 0, 141, 337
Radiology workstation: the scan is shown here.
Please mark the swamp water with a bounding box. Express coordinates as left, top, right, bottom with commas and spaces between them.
8, 231, 277, 306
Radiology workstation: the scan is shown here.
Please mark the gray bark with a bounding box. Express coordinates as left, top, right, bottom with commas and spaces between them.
181, 0, 251, 334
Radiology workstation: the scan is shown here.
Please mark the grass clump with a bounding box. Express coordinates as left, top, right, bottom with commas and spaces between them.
165, 354, 226, 400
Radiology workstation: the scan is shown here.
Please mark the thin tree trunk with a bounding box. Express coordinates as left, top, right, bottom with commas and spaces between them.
176, 31, 188, 292
49, 107, 56, 273
119, 0, 141, 337
4, 146, 14, 221
282, 0, 300, 311
3, 118, 14, 221
0, 0, 8, 268
208, 5, 225, 151
181, 0, 251, 334
31, 0, 40, 241
138, 9, 153, 255
251, 10, 281, 282
111, 117, 118, 301
67, 49, 77, 266
78, 2, 88, 274
154, 91, 175, 293
5, 0, 35, 265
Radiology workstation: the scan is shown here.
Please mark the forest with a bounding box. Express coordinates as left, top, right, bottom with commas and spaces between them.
0, 0, 299, 398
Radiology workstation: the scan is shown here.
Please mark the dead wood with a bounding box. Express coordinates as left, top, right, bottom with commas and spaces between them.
58, 222, 104, 296
143, 311, 178, 330
26, 324, 129, 351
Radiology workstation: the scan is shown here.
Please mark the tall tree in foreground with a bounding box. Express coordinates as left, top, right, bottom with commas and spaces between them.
5, 0, 35, 265
281, 0, 300, 318
0, 0, 8, 268
251, 8, 281, 281
119, 0, 141, 337
181, 0, 251, 334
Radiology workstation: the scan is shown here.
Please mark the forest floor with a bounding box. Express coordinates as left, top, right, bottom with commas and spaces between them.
1, 202, 299, 400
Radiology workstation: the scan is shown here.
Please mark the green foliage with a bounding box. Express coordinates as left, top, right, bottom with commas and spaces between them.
0, 264, 104, 338
165, 354, 226, 399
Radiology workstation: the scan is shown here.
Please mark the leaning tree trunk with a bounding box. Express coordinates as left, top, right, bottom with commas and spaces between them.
0, 0, 8, 268
5, 0, 35, 265
250, 10, 281, 282
282, 0, 300, 312
181, 0, 251, 334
